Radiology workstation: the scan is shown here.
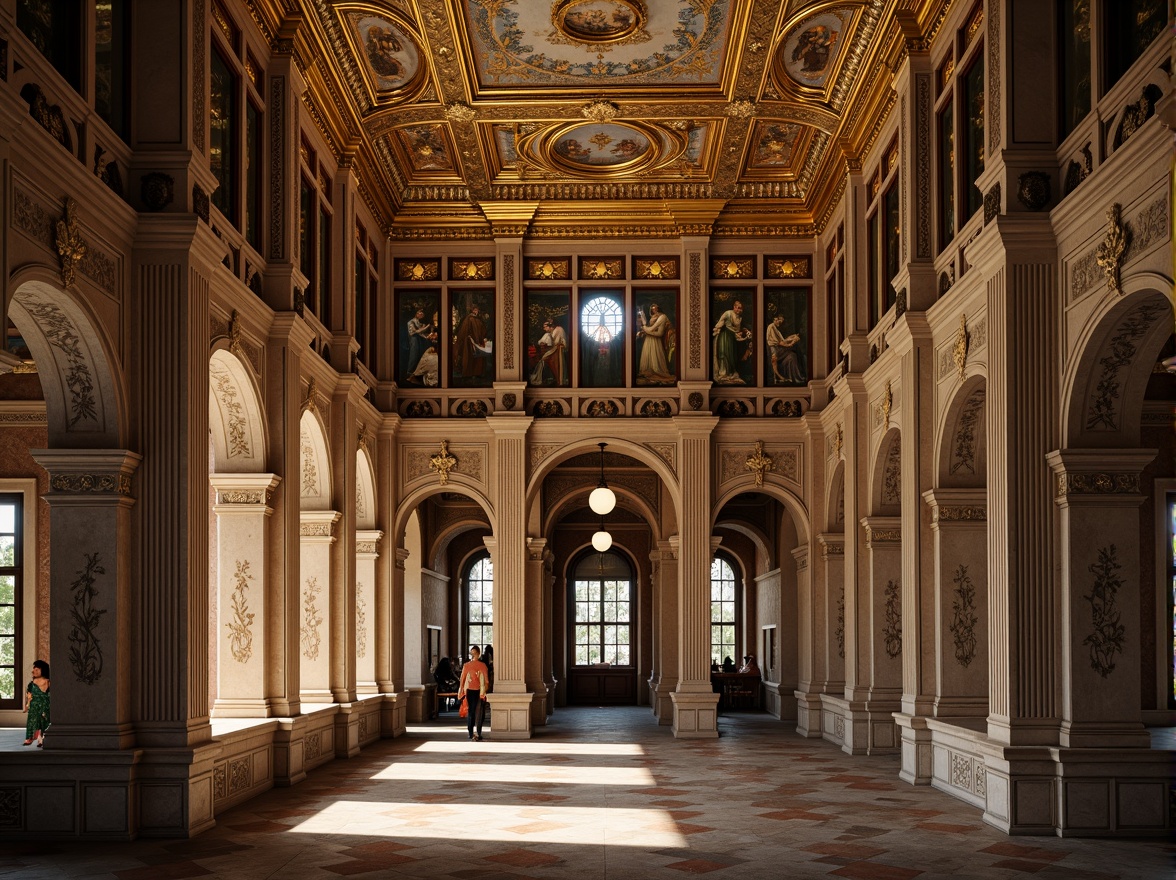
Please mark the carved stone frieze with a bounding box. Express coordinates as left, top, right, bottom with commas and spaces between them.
1056, 472, 1141, 496
949, 388, 985, 476
68, 552, 107, 684
645, 442, 676, 476
866, 526, 902, 544
300, 522, 334, 538
503, 255, 516, 369
1083, 544, 1126, 678
218, 489, 272, 505
356, 541, 380, 554
721, 444, 798, 484
49, 473, 131, 495
882, 579, 902, 659
949, 564, 978, 668
935, 505, 987, 523
688, 253, 702, 369
407, 443, 483, 484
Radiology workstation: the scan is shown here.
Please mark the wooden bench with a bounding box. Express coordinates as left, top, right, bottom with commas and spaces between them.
435, 692, 460, 715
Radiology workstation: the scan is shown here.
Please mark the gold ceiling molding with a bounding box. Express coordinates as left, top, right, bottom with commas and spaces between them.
582, 100, 621, 122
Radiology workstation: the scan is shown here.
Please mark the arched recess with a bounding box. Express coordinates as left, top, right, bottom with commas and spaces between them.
826, 461, 846, 532
711, 483, 811, 547
936, 377, 987, 488
871, 428, 902, 515
355, 448, 376, 529
1061, 281, 1173, 448
525, 438, 680, 537
8, 278, 124, 447
208, 348, 267, 473
298, 409, 333, 510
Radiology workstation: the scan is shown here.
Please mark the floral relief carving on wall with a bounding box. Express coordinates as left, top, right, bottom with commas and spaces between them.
882, 437, 901, 506
210, 364, 251, 459
226, 559, 256, 663
835, 587, 845, 659
300, 428, 318, 496
949, 388, 984, 475
16, 297, 98, 429
949, 564, 978, 667
301, 576, 324, 661
406, 447, 484, 483
68, 552, 106, 684
1085, 302, 1167, 431
882, 579, 901, 660
1083, 545, 1126, 677
356, 585, 368, 659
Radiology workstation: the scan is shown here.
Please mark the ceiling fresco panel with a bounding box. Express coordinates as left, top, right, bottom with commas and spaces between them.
455, 0, 741, 95
336, 5, 430, 105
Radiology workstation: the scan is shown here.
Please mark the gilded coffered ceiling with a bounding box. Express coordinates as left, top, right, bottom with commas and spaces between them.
254, 0, 950, 238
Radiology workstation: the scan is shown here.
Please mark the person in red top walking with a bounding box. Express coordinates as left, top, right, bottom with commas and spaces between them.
457, 645, 489, 741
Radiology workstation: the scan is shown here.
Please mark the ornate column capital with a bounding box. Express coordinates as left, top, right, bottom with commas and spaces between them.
32, 449, 142, 503
356, 528, 383, 557
922, 488, 987, 528
1046, 449, 1155, 505
209, 473, 281, 508
299, 509, 341, 540
526, 537, 548, 561
860, 515, 902, 548
817, 532, 845, 557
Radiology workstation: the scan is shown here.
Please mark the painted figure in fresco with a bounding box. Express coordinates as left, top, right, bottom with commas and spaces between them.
409, 345, 439, 386
588, 315, 620, 386
791, 24, 837, 75
530, 318, 568, 386
610, 138, 642, 160
455, 304, 489, 380
766, 315, 805, 385
405, 308, 435, 376
564, 7, 633, 38
712, 300, 752, 385
366, 24, 404, 79
636, 303, 675, 385
556, 138, 592, 162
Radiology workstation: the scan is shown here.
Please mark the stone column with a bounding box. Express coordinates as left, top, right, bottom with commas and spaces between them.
298, 510, 340, 703
851, 517, 903, 754
264, 316, 314, 719
671, 417, 720, 737
1048, 451, 1153, 747
209, 474, 281, 717
542, 549, 557, 715
382, 546, 408, 736
329, 382, 363, 704
355, 530, 382, 693
1043, 449, 1169, 834
925, 491, 989, 717
525, 537, 549, 726
648, 539, 679, 724
33, 451, 141, 750
819, 534, 846, 698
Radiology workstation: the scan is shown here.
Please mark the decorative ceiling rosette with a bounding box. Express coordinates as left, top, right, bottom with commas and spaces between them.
770, 3, 866, 108
337, 4, 431, 106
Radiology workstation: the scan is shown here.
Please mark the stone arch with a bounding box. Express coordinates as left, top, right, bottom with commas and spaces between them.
297, 409, 333, 510
713, 519, 774, 572
541, 481, 661, 542
525, 437, 680, 535
355, 448, 376, 529
1061, 278, 1173, 448
7, 277, 123, 447
394, 484, 496, 551
936, 377, 987, 488
208, 348, 267, 474
871, 428, 902, 515
711, 482, 811, 548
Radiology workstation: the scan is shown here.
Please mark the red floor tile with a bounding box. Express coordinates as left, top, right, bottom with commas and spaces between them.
830, 861, 923, 880
485, 848, 563, 867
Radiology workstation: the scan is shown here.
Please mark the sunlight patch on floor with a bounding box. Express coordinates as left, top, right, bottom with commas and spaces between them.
290, 801, 688, 847
411, 741, 645, 756
371, 761, 655, 785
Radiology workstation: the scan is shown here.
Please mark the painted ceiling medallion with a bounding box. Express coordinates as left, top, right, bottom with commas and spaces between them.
551, 0, 649, 45
773, 5, 861, 100
343, 10, 425, 100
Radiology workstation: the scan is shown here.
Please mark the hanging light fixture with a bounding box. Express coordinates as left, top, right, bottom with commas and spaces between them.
591, 523, 612, 553
588, 441, 617, 515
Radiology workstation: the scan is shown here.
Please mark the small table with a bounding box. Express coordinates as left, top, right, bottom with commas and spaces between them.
435, 692, 460, 715
710, 673, 761, 711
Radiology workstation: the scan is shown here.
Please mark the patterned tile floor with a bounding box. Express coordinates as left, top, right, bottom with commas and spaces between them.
1, 707, 1173, 879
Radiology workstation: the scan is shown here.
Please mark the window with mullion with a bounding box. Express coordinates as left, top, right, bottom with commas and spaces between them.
572, 571, 632, 666
209, 46, 239, 222
961, 57, 985, 220
710, 556, 737, 665
465, 553, 493, 651
0, 494, 22, 708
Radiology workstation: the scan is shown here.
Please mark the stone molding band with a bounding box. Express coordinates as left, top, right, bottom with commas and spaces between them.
934, 505, 987, 522
866, 528, 902, 544
300, 523, 334, 537
49, 473, 132, 495
218, 489, 274, 505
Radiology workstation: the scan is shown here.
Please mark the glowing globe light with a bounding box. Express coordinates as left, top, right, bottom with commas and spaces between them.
589, 485, 617, 515
591, 529, 613, 552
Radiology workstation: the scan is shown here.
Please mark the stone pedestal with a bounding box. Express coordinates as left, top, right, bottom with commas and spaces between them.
486, 692, 534, 739
210, 474, 280, 718
380, 692, 407, 737
670, 690, 720, 738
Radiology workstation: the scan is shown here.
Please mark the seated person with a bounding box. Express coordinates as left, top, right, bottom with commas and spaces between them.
739, 654, 761, 676
433, 656, 459, 692
721, 655, 736, 673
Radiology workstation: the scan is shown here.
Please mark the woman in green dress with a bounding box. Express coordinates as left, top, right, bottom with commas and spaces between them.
23, 659, 50, 746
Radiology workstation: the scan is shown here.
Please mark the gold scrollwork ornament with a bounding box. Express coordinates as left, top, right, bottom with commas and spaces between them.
1095, 203, 1127, 295
55, 197, 87, 289
745, 440, 774, 488
429, 440, 458, 486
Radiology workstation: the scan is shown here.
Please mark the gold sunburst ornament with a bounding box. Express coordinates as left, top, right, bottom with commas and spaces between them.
745, 441, 774, 488
54, 197, 87, 288
429, 440, 458, 486
582, 100, 620, 122
1095, 203, 1127, 295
